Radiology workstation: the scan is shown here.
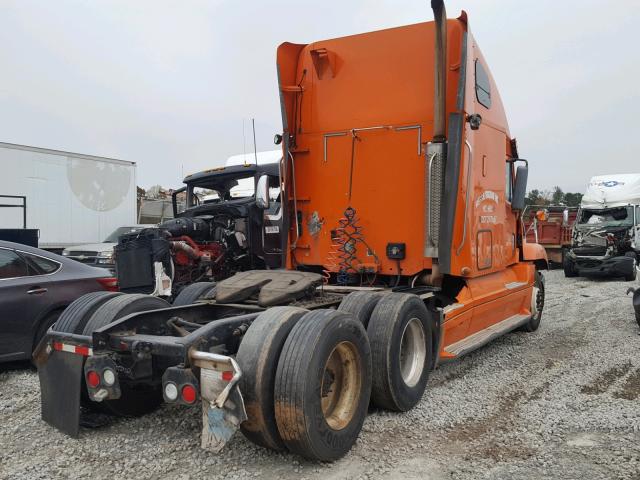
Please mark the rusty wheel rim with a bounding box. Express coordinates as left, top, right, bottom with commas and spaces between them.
321, 341, 361, 430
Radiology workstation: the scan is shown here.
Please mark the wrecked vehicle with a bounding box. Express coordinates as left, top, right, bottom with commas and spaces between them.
115, 163, 282, 303
564, 174, 640, 280
36, 1, 547, 462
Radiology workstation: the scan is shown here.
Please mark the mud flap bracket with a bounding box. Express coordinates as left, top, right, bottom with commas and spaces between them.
191, 351, 247, 452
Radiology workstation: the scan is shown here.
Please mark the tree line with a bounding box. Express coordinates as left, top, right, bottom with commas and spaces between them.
525, 186, 583, 207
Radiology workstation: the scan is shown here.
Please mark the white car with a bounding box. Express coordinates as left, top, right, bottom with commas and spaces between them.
62, 225, 155, 269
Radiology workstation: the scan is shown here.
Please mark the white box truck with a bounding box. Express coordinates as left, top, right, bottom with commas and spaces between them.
0, 142, 136, 252
564, 174, 640, 280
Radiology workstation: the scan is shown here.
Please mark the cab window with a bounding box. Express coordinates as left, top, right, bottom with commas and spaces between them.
475, 60, 492, 109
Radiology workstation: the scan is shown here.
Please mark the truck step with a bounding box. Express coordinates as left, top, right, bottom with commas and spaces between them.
444, 313, 530, 358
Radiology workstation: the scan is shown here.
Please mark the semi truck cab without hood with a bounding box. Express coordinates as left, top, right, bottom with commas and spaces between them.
114, 163, 283, 300
36, 1, 547, 462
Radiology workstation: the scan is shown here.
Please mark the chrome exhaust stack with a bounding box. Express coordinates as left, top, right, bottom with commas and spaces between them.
431, 0, 448, 143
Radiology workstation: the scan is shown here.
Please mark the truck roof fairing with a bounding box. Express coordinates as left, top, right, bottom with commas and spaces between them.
184, 163, 280, 186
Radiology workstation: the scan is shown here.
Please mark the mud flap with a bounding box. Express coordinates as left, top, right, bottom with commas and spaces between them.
38, 350, 84, 437
200, 368, 247, 452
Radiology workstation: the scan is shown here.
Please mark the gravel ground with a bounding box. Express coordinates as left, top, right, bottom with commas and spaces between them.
2, 270, 640, 480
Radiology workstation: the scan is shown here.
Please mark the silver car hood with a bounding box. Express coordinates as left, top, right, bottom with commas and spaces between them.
65, 242, 115, 253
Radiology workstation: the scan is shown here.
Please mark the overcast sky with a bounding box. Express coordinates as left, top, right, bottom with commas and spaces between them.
0, 0, 638, 193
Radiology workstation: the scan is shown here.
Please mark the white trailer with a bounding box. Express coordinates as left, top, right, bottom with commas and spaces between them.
0, 142, 136, 251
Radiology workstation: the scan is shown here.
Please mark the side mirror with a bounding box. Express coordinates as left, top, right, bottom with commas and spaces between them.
511, 164, 528, 211
562, 208, 569, 225
256, 175, 270, 209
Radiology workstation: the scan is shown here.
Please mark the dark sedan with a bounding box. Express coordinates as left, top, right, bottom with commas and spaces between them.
0, 241, 117, 362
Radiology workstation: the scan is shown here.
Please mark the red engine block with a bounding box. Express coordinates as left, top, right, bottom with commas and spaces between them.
172, 236, 224, 267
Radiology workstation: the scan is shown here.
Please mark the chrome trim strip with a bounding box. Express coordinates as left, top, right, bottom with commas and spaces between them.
394, 124, 422, 155
456, 140, 473, 255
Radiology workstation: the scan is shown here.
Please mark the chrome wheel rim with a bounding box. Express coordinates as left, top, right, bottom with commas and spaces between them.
399, 318, 426, 387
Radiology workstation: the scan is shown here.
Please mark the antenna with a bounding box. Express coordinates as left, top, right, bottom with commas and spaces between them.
242, 119, 248, 166
252, 118, 258, 166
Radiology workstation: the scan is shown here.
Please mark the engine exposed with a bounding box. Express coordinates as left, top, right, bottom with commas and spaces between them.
115, 214, 253, 296
114, 162, 282, 298
161, 215, 250, 286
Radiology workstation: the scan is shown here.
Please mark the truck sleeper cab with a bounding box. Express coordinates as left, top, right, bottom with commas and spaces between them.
37, 1, 547, 462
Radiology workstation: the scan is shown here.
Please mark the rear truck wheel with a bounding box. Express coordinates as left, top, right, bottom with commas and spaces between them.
48, 291, 123, 409
274, 309, 372, 461
624, 252, 637, 281
338, 291, 384, 327
563, 254, 577, 278
83, 294, 170, 416
53, 291, 122, 334
367, 293, 433, 412
520, 271, 545, 332
83, 294, 170, 336
172, 282, 217, 306
237, 306, 308, 451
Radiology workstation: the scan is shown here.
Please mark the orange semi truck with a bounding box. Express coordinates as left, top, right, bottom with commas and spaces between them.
36, 1, 547, 462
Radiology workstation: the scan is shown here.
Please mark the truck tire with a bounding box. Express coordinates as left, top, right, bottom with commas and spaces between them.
624, 252, 637, 282
50, 292, 123, 411
237, 306, 308, 451
563, 254, 577, 278
83, 294, 170, 335
367, 293, 433, 412
82, 294, 170, 417
274, 309, 371, 461
172, 282, 217, 306
520, 271, 545, 332
338, 291, 384, 327
53, 291, 122, 334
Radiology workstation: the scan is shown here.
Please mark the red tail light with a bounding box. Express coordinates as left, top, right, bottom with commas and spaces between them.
86, 370, 101, 388
96, 277, 118, 292
181, 384, 197, 404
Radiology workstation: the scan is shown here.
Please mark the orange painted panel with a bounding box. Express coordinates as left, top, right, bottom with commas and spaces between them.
278, 20, 464, 276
